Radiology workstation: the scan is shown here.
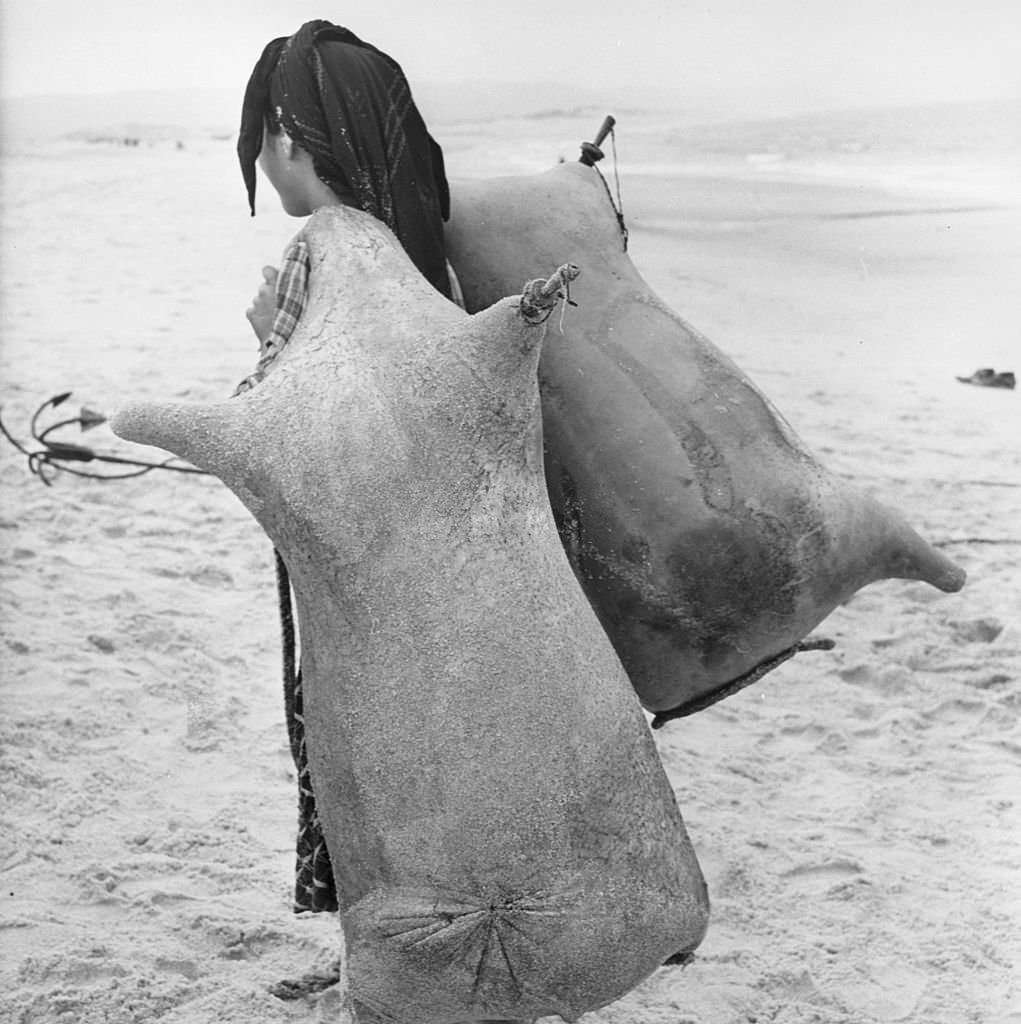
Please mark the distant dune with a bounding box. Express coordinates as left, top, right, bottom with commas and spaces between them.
0, 79, 609, 147
0, 88, 239, 146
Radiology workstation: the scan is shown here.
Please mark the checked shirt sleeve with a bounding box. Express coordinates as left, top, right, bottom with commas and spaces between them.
233, 239, 311, 396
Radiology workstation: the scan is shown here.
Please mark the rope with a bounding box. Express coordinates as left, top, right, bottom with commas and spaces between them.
592, 124, 628, 249
609, 123, 628, 248
650, 637, 837, 729
519, 263, 581, 324
933, 537, 1021, 547
0, 395, 209, 486
579, 114, 628, 248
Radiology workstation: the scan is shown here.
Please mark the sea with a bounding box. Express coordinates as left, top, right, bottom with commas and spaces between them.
1, 96, 1019, 397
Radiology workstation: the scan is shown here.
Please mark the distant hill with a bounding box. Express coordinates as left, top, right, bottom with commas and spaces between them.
7, 85, 1015, 159
411, 78, 607, 125
0, 79, 610, 147
0, 88, 239, 145
668, 96, 1021, 159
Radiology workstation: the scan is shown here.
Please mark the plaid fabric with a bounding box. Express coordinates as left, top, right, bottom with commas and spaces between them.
289, 665, 338, 912
233, 240, 310, 396
267, 241, 310, 351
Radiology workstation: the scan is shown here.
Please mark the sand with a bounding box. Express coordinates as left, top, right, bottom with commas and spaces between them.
1, 117, 1019, 1024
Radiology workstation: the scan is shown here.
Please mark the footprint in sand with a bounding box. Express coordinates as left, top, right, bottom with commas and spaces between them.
901, 583, 944, 605
950, 616, 1004, 644
188, 565, 234, 588
824, 962, 928, 1022
836, 663, 916, 698
837, 663, 874, 684
154, 957, 201, 981
87, 635, 116, 653
870, 635, 901, 649
781, 858, 865, 895
17, 947, 129, 985
75, 865, 125, 903
148, 565, 184, 579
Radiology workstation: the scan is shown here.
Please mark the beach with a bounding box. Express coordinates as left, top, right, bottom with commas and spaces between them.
1, 103, 1019, 1023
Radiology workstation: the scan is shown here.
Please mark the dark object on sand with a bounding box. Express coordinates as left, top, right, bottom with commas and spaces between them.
956, 368, 1016, 389
0, 392, 209, 484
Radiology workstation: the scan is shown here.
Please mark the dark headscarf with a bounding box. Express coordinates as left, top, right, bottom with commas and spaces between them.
238, 20, 451, 297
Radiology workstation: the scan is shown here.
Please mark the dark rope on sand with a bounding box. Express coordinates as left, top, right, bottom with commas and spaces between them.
0, 393, 209, 486
945, 479, 1021, 489
933, 537, 1021, 547
837, 471, 1021, 489
275, 550, 339, 913
269, 965, 341, 1000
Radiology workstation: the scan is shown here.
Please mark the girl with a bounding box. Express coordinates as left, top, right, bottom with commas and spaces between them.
236, 19, 459, 914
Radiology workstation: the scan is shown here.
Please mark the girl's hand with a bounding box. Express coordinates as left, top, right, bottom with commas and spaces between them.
246, 265, 279, 345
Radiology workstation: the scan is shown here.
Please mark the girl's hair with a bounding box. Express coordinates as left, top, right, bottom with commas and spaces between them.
238, 20, 451, 298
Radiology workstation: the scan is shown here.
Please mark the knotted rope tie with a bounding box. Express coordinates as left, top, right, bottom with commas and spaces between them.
519, 263, 581, 325
651, 637, 837, 729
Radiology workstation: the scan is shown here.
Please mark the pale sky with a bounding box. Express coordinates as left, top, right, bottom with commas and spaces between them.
2, 0, 1019, 118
